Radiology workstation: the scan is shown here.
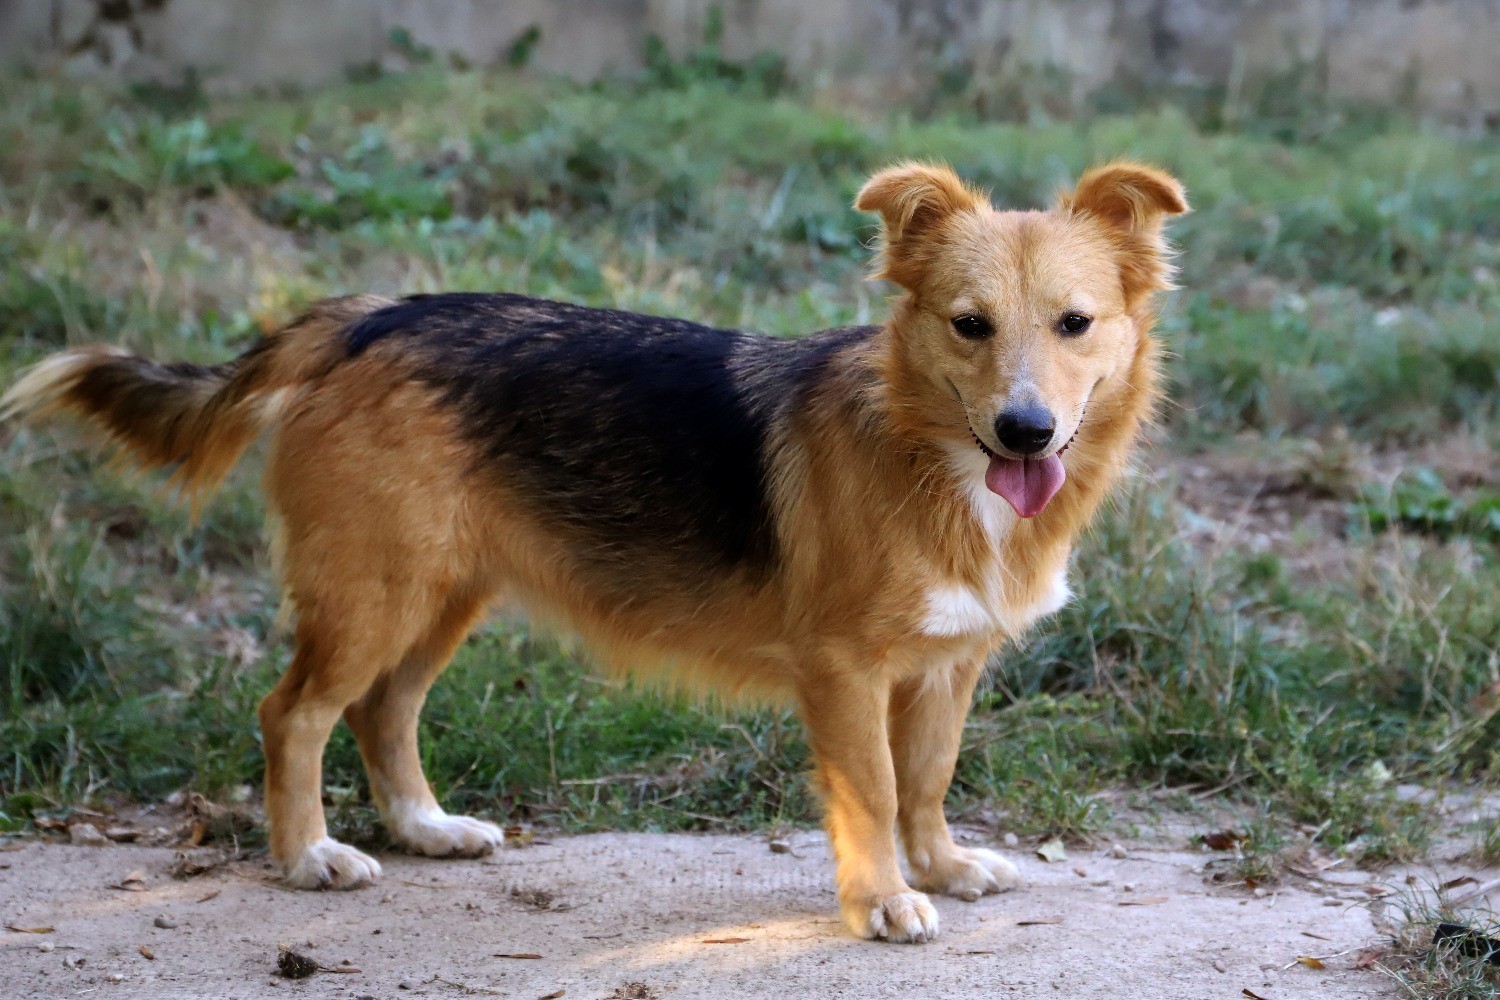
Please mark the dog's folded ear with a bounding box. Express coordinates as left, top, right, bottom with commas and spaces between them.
1061, 162, 1189, 303
1061, 162, 1188, 234
856, 162, 985, 288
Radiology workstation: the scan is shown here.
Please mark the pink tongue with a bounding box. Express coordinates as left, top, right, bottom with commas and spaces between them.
984, 454, 1066, 518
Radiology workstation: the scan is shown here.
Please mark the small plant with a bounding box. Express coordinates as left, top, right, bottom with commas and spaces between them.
1377, 885, 1500, 999
1358, 468, 1500, 543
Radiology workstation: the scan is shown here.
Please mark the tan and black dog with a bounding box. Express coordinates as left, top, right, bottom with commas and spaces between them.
2, 161, 1186, 942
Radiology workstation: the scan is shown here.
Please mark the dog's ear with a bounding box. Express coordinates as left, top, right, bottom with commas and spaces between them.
1060, 162, 1188, 304
856, 162, 985, 288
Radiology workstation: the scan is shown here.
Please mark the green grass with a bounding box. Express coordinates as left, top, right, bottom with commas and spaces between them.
0, 56, 1497, 850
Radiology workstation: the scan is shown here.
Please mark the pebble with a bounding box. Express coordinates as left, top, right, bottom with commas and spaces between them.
1212, 959, 1227, 973
768, 839, 791, 854
69, 823, 109, 847
1322, 897, 1342, 907
154, 914, 179, 930
37, 941, 54, 953
1002, 833, 1019, 848
1121, 883, 1135, 892
1109, 843, 1127, 859
106, 974, 125, 983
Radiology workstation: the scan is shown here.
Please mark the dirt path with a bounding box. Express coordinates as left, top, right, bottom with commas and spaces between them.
0, 832, 1420, 999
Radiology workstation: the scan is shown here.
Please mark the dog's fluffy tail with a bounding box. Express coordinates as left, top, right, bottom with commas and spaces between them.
1, 294, 390, 507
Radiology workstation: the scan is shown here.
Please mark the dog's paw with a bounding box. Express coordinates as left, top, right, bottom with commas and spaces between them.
283, 837, 382, 890
846, 890, 940, 943
388, 803, 505, 858
915, 846, 1022, 902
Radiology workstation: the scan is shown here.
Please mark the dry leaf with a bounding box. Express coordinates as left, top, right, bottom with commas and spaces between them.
1441, 876, 1478, 892
1035, 838, 1067, 863
1242, 990, 1270, 999
538, 991, 566, 1000
1295, 955, 1325, 970
110, 870, 147, 891
1362, 884, 1391, 897
1016, 917, 1063, 926
1200, 830, 1246, 851
494, 953, 543, 959
1119, 896, 1170, 906
196, 890, 221, 903
139, 945, 156, 960
962, 949, 995, 955
5, 924, 55, 934
702, 937, 751, 944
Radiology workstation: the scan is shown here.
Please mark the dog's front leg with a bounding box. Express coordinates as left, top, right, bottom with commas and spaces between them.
890, 655, 1021, 900
799, 667, 939, 943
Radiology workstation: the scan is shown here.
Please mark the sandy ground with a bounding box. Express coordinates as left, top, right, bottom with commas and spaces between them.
0, 829, 1444, 1000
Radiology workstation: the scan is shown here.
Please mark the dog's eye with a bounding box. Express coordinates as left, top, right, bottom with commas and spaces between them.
951, 314, 993, 339
1059, 313, 1093, 336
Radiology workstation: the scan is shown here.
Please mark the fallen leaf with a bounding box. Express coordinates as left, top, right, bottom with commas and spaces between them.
1441, 876, 1478, 892
702, 937, 751, 944
1300, 931, 1331, 941
196, 890, 220, 903
1242, 990, 1270, 999
1118, 896, 1170, 906
1295, 955, 1325, 969
1362, 884, 1391, 897
139, 945, 155, 960
109, 870, 147, 891
494, 953, 543, 959
1200, 829, 1246, 851
1035, 838, 1067, 863
321, 966, 362, 974
1016, 917, 1063, 926
538, 991, 566, 1000
5, 924, 55, 934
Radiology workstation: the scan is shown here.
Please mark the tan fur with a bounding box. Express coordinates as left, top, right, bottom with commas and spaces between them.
2, 163, 1186, 942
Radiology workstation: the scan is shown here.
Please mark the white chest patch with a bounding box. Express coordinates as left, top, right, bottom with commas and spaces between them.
920, 584, 998, 637
918, 443, 1075, 638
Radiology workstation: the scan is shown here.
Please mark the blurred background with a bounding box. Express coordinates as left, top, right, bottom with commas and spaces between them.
0, 6, 1497, 984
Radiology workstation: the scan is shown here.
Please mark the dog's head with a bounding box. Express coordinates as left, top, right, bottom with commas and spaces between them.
856, 161, 1187, 518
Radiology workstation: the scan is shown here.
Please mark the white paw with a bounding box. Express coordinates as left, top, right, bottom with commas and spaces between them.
283, 837, 382, 890
917, 847, 1023, 901
387, 800, 505, 858
848, 890, 940, 943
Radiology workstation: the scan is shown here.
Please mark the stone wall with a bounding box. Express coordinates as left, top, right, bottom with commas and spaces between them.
2, 0, 1497, 119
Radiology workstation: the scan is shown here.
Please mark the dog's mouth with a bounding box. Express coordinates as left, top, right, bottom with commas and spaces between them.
969, 425, 1078, 520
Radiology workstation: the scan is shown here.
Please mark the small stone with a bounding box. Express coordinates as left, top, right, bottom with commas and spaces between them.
1110, 843, 1127, 859
399, 981, 415, 990
37, 941, 54, 953
1121, 883, 1135, 892
1322, 897, 1342, 907
1212, 959, 1227, 973
768, 839, 791, 854
1002, 833, 1020, 848
154, 914, 179, 930
106, 973, 125, 983
69, 823, 109, 847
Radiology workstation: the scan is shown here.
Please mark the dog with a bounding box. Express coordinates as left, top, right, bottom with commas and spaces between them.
1, 160, 1185, 943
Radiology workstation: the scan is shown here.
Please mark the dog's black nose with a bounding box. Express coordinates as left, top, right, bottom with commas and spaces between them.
994, 405, 1055, 456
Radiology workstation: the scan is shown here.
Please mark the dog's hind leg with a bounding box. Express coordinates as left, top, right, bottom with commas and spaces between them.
259, 608, 410, 890
343, 585, 505, 858
800, 665, 939, 943
889, 655, 1020, 901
